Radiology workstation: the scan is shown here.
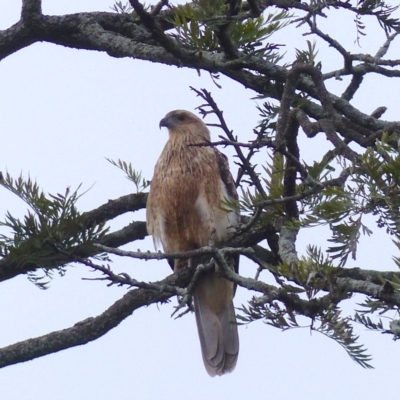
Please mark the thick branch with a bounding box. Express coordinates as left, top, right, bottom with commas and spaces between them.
0, 7, 398, 141
21, 0, 42, 20
0, 200, 275, 284
0, 266, 194, 369
83, 192, 147, 227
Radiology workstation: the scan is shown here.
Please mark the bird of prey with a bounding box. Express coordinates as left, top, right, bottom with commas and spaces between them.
146, 110, 239, 376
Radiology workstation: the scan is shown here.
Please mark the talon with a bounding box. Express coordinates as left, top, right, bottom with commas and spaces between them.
171, 292, 194, 319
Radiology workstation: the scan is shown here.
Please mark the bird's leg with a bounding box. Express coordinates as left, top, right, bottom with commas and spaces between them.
171, 258, 206, 319
171, 257, 194, 319
186, 260, 206, 294
208, 228, 217, 247
171, 297, 193, 319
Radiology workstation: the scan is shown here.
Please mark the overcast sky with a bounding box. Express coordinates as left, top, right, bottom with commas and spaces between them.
1, 1, 400, 399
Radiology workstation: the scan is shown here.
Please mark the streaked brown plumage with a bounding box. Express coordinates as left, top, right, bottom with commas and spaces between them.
146, 110, 239, 376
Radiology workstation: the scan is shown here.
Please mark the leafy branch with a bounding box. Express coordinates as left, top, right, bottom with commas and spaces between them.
0, 172, 108, 287
106, 158, 150, 193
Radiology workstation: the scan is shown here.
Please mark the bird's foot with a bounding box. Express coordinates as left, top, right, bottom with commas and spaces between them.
171, 291, 194, 319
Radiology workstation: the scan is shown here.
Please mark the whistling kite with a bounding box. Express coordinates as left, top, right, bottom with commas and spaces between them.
146, 110, 239, 376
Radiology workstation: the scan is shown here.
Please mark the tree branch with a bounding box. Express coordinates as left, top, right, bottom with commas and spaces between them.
0, 266, 194, 369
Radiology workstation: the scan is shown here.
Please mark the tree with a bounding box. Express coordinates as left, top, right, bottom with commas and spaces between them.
1, 0, 400, 381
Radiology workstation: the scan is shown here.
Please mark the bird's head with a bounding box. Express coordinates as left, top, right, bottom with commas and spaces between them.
159, 110, 211, 141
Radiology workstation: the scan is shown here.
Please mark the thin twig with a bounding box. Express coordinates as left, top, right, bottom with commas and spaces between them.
191, 86, 267, 196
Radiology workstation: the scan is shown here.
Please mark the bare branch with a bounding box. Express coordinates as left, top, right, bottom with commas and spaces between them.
0, 266, 194, 369
191, 87, 267, 196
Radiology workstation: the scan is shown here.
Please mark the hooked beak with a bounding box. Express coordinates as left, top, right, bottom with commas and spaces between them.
159, 117, 169, 130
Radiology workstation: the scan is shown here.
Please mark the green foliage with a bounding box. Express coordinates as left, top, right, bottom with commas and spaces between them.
357, 294, 396, 315
220, 196, 241, 214
392, 244, 400, 270
263, 153, 285, 201
299, 245, 337, 296
302, 162, 370, 265
295, 40, 319, 66
274, 245, 340, 302
353, 134, 400, 237
327, 216, 372, 267
302, 183, 369, 267
238, 293, 373, 368
106, 158, 150, 193
238, 142, 390, 272
356, 0, 400, 35
305, 154, 336, 182
111, 1, 133, 13
239, 187, 265, 216
238, 153, 287, 226
317, 308, 373, 369
255, 100, 280, 134
170, 0, 290, 59
353, 313, 386, 332
237, 298, 299, 329
298, 134, 400, 267
227, 13, 288, 58
353, 304, 396, 340
0, 173, 108, 288
303, 186, 352, 226
170, 0, 224, 52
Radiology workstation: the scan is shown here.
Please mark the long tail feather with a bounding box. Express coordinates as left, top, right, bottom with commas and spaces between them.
193, 273, 239, 376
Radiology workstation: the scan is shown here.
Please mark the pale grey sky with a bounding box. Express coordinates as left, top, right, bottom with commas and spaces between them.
1, 1, 400, 399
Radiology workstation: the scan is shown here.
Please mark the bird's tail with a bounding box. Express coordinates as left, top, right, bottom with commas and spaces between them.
193, 272, 239, 376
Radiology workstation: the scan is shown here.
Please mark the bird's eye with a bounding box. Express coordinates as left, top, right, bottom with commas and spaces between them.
177, 115, 186, 121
